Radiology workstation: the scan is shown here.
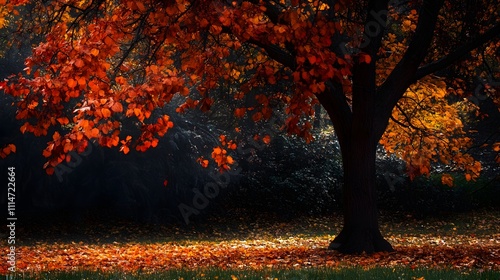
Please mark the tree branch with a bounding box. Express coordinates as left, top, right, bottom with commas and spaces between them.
246, 38, 297, 70
415, 23, 500, 80
373, 0, 444, 139
316, 80, 352, 146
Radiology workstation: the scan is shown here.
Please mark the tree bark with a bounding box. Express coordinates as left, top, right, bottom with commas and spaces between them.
328, 130, 394, 254
319, 77, 394, 254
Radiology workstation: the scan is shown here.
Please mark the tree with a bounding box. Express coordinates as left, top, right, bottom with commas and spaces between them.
1, 0, 499, 253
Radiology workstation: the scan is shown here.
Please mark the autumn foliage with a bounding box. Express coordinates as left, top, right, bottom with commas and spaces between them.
0, 0, 497, 185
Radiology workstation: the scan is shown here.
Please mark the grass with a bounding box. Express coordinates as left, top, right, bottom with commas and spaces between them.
6, 267, 500, 280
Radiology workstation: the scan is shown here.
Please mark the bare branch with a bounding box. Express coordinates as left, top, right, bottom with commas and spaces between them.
416, 23, 500, 80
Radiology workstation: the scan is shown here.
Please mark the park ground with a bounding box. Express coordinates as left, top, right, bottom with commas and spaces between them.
1, 209, 499, 279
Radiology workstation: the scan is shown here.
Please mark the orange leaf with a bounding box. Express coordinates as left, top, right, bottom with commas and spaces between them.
104, 36, 114, 46
57, 117, 69, 125
252, 112, 263, 122
8, 144, 16, 153
212, 147, 222, 155
359, 53, 371, 64
90, 48, 99, 56
2, 146, 11, 155
42, 149, 51, 157
151, 138, 159, 148
101, 108, 112, 118
135, 1, 146, 12
46, 167, 55, 175
52, 131, 61, 141
200, 18, 210, 28
465, 173, 472, 181
441, 174, 453, 187
493, 142, 500, 152
234, 108, 246, 118
90, 128, 99, 138
166, 5, 177, 16
111, 102, 123, 113
121, 146, 130, 154
77, 76, 86, 86
307, 55, 317, 64
74, 59, 85, 68
197, 157, 209, 168
262, 135, 271, 144
67, 78, 77, 88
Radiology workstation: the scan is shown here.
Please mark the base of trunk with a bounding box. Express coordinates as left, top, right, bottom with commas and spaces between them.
328, 227, 394, 254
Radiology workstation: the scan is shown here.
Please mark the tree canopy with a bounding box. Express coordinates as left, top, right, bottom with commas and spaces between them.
1, 0, 499, 253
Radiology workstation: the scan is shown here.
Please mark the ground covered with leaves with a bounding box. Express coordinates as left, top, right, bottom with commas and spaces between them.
1, 210, 499, 275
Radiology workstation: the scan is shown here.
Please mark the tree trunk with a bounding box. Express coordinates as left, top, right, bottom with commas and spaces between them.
328, 131, 394, 254
318, 56, 394, 253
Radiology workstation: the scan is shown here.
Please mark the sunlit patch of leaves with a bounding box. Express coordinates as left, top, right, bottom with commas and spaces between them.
1, 211, 499, 274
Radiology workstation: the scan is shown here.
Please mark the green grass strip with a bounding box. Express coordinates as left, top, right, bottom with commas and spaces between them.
5, 267, 500, 280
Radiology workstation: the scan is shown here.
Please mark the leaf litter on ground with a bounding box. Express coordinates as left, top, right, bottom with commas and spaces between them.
1, 210, 499, 274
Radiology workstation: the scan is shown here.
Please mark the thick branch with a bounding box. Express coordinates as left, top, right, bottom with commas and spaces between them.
351, 0, 389, 145
246, 38, 297, 70
360, 0, 389, 57
374, 0, 444, 139
416, 23, 500, 80
316, 80, 352, 146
